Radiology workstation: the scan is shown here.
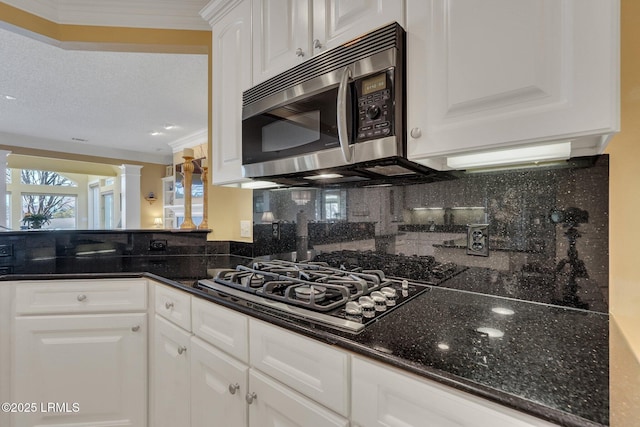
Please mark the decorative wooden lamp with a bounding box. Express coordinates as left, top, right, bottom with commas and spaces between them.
180, 148, 196, 229
198, 158, 209, 230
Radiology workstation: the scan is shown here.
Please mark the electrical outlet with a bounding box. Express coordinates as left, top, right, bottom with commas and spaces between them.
149, 239, 167, 251
240, 220, 252, 238
467, 224, 489, 257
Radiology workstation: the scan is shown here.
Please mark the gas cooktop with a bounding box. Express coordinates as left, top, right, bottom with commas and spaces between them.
196, 258, 462, 333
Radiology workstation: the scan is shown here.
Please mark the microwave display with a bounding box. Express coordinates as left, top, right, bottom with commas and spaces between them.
362, 73, 387, 95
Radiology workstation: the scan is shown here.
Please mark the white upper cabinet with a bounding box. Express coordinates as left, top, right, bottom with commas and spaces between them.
406, 0, 619, 170
253, 0, 405, 84
314, 0, 405, 53
201, 0, 253, 185
252, 0, 311, 83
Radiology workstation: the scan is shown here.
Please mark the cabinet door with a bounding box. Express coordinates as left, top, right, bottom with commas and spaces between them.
13, 313, 147, 427
313, 0, 404, 52
252, 0, 311, 84
211, 0, 253, 184
190, 336, 248, 427
406, 0, 619, 168
154, 315, 191, 427
249, 370, 348, 427
351, 356, 555, 427
249, 319, 349, 417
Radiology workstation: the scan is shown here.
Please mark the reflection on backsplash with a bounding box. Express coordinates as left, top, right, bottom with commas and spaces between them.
405, 207, 486, 226
251, 156, 609, 311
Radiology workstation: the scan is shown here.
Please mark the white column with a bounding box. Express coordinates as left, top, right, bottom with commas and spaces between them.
0, 150, 11, 229
119, 164, 143, 229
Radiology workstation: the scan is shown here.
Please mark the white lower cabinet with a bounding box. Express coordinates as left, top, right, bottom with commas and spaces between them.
249, 369, 348, 427
10, 279, 148, 427
351, 356, 556, 427
187, 299, 349, 427
249, 319, 349, 417
13, 312, 147, 427
190, 336, 248, 427
153, 314, 191, 427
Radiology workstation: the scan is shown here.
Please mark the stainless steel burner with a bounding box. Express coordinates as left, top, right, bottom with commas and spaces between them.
196, 259, 439, 333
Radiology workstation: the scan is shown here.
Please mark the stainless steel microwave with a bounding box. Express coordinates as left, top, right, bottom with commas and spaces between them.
241, 23, 441, 186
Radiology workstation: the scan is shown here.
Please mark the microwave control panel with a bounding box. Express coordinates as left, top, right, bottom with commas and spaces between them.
354, 70, 394, 142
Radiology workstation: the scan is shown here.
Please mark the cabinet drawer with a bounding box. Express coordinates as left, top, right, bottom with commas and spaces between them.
192, 297, 249, 363
15, 279, 147, 315
154, 284, 191, 331
249, 319, 349, 417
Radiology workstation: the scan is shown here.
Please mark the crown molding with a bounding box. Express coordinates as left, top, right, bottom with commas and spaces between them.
168, 129, 208, 152
199, 0, 245, 25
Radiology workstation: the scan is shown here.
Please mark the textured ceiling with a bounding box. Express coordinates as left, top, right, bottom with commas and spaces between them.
0, 1, 210, 164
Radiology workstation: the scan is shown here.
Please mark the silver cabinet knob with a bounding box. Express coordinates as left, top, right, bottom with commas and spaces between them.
410, 127, 422, 139
313, 39, 322, 49
245, 392, 257, 405
228, 383, 240, 395
165, 301, 174, 310
131, 325, 140, 332
295, 48, 304, 57
177, 346, 187, 355
77, 294, 87, 302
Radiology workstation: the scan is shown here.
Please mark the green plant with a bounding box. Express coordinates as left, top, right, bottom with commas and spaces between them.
21, 212, 52, 229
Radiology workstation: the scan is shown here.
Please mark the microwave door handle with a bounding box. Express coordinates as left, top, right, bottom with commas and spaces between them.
337, 66, 353, 163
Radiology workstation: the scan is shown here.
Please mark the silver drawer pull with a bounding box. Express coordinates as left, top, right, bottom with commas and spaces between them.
131, 325, 140, 332
165, 301, 174, 310
295, 47, 304, 57
228, 383, 240, 395
77, 294, 87, 302
245, 392, 257, 405
177, 346, 187, 355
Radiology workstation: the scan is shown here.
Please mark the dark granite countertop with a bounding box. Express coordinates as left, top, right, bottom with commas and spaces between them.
1, 271, 609, 427
195, 261, 609, 426
338, 288, 608, 426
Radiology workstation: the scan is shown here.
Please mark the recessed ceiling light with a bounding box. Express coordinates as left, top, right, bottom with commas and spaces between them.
3, 95, 16, 100
150, 131, 162, 136
163, 123, 176, 130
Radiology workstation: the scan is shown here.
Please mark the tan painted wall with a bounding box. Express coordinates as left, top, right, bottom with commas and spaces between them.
607, 0, 640, 357
607, 1, 640, 424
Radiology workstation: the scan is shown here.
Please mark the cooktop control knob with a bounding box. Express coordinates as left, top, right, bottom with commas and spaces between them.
366, 105, 381, 120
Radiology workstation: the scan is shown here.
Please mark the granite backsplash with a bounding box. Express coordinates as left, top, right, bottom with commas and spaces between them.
250, 156, 609, 312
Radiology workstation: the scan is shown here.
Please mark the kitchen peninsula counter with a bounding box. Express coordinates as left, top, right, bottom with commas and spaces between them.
2, 270, 609, 426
